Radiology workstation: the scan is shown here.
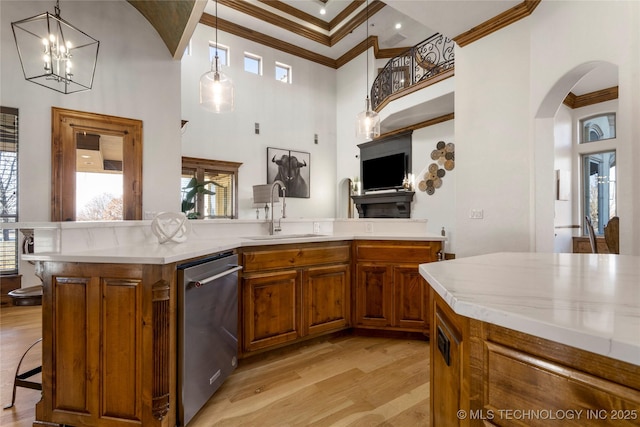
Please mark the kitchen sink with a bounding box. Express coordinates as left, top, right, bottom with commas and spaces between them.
246, 233, 325, 240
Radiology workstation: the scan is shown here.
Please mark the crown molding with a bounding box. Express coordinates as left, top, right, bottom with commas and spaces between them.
563, 86, 619, 109
258, 0, 331, 31
454, 0, 541, 47
218, 0, 384, 48
200, 14, 338, 68
377, 113, 455, 141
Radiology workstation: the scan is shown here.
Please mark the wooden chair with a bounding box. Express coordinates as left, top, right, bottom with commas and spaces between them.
604, 216, 619, 254
585, 216, 598, 254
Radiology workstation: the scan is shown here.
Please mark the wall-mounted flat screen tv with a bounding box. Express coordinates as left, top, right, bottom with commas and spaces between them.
362, 153, 406, 192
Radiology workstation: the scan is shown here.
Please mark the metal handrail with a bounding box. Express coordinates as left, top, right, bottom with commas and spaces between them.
371, 33, 455, 110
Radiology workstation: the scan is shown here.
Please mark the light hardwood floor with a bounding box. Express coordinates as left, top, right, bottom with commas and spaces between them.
1, 305, 430, 427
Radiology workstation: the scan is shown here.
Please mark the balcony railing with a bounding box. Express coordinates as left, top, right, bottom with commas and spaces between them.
371, 33, 455, 110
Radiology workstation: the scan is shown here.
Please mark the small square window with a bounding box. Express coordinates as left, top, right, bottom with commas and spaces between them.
209, 43, 229, 66
275, 62, 292, 83
244, 53, 262, 75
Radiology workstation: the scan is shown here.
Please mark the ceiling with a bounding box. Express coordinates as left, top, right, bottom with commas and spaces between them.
130, 0, 618, 132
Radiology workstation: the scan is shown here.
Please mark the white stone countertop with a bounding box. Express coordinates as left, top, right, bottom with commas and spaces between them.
419, 252, 640, 366
22, 232, 445, 265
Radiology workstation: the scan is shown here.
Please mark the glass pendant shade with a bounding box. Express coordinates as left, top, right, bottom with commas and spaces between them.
200, 57, 234, 113
356, 97, 380, 141
11, 6, 99, 94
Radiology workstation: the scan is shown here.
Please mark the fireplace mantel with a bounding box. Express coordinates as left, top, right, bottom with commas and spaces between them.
351, 191, 415, 218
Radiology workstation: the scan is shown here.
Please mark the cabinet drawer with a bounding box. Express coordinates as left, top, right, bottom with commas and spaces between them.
355, 240, 441, 263
242, 242, 350, 272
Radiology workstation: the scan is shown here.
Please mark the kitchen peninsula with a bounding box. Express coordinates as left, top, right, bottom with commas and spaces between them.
420, 252, 640, 426
19, 218, 444, 427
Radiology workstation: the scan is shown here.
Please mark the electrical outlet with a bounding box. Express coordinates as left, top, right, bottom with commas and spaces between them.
313, 222, 320, 234
365, 222, 374, 233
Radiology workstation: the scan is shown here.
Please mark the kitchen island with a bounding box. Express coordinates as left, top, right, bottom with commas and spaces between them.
419, 252, 640, 426
19, 219, 444, 427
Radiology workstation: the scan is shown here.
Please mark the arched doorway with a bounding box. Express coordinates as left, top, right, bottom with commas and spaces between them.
534, 61, 618, 253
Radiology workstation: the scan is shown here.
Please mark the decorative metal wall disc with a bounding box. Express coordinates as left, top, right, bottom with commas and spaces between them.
419, 140, 455, 195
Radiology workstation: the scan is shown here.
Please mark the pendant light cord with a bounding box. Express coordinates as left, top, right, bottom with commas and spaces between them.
214, 0, 219, 73
365, 0, 369, 100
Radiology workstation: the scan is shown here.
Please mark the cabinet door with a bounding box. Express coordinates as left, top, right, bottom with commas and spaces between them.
302, 264, 350, 336
37, 262, 172, 427
393, 265, 429, 332
354, 263, 392, 328
242, 270, 301, 352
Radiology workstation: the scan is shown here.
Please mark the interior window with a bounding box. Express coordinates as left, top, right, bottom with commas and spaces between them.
244, 52, 262, 75
275, 62, 292, 83
580, 113, 616, 143
181, 157, 242, 219
582, 150, 616, 235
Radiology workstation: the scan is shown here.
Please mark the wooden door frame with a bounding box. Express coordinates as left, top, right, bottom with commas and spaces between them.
51, 107, 143, 221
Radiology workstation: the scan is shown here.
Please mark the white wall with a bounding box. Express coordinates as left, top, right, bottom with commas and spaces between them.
180, 24, 337, 219
454, 21, 533, 258
553, 105, 573, 253
454, 0, 639, 257
0, 0, 182, 221
530, 1, 639, 256
335, 49, 369, 215
411, 120, 456, 252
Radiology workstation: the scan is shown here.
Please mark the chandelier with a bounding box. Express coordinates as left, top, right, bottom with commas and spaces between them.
11, 0, 99, 94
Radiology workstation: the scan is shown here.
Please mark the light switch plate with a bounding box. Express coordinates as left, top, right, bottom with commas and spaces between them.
469, 209, 484, 219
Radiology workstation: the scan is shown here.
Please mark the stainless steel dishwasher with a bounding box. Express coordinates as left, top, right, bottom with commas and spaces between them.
177, 252, 242, 426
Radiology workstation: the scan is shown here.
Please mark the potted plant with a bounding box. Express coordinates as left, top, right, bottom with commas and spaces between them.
181, 178, 216, 219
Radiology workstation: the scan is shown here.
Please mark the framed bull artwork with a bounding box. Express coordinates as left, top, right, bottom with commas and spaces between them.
267, 147, 310, 198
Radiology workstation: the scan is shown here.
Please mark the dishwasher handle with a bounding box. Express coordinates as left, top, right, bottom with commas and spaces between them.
189, 265, 243, 289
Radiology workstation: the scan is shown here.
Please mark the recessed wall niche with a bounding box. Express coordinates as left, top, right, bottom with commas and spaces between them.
352, 131, 414, 218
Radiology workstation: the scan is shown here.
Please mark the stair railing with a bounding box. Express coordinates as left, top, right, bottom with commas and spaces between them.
371, 33, 455, 110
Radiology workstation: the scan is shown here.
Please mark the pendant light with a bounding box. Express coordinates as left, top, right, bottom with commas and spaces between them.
11, 0, 99, 94
355, 0, 380, 141
200, 0, 234, 113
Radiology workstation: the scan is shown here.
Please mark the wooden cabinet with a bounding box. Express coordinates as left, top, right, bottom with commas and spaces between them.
242, 269, 301, 352
354, 240, 441, 334
240, 242, 351, 355
429, 290, 640, 427
303, 263, 350, 336
430, 289, 465, 426
35, 261, 176, 427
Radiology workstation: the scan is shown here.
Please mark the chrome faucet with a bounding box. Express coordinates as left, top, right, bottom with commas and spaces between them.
269, 180, 286, 235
